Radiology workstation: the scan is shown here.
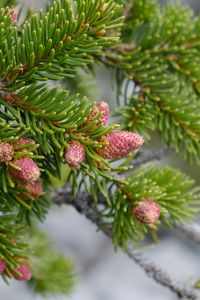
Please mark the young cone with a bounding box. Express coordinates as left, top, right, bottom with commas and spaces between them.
101, 3, 108, 12
133, 199, 161, 225
0, 142, 14, 163
97, 130, 144, 159
14, 264, 32, 281
22, 181, 44, 200
8, 8, 19, 22
13, 137, 36, 151
0, 260, 6, 274
64, 141, 85, 168
10, 157, 40, 183
86, 101, 110, 127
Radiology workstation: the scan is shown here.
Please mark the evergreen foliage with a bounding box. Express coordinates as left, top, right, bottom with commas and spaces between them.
29, 229, 75, 295
0, 0, 199, 296
109, 163, 200, 248
108, 0, 200, 163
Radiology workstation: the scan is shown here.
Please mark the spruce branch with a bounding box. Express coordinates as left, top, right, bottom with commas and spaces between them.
100, 0, 200, 164
0, 214, 31, 281
0, 0, 124, 87
108, 162, 200, 248
0, 0, 199, 295
52, 184, 198, 300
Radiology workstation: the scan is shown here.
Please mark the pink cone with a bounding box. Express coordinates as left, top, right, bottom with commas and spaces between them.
14, 137, 35, 151
102, 3, 108, 12
86, 101, 109, 127
133, 199, 161, 225
22, 181, 43, 200
11, 157, 40, 183
0, 142, 14, 163
8, 9, 18, 22
0, 260, 6, 274
97, 130, 144, 159
14, 264, 32, 281
64, 141, 85, 168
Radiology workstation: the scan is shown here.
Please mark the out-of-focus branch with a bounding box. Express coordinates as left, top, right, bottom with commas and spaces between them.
176, 223, 200, 244
52, 184, 198, 300
132, 148, 166, 168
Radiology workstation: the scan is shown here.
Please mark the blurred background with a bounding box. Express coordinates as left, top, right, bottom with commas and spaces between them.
1, 1, 200, 299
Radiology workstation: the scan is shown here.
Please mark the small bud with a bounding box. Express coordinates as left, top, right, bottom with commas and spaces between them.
14, 264, 32, 281
11, 157, 40, 183
0, 260, 6, 274
8, 8, 18, 22
86, 101, 109, 127
22, 181, 44, 200
0, 142, 14, 163
13, 137, 35, 151
64, 141, 85, 168
101, 3, 108, 12
133, 199, 161, 225
97, 130, 144, 159
97, 29, 106, 37
96, 161, 106, 170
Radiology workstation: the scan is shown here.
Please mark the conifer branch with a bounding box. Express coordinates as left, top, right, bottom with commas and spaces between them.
1, 0, 123, 87
131, 148, 166, 168
100, 1, 200, 163
0, 0, 199, 295
52, 184, 198, 300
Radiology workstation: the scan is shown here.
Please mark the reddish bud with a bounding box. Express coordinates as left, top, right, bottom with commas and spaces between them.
0, 142, 14, 163
64, 141, 85, 168
101, 3, 108, 12
11, 157, 40, 183
133, 199, 161, 225
22, 181, 43, 200
13, 137, 35, 151
14, 264, 32, 281
97, 130, 144, 159
8, 8, 18, 22
97, 29, 106, 37
86, 101, 109, 127
0, 260, 6, 274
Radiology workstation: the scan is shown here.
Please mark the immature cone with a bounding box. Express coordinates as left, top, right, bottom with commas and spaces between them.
0, 260, 6, 274
86, 101, 109, 127
0, 142, 14, 163
11, 157, 40, 183
97, 29, 106, 37
8, 8, 19, 22
13, 137, 35, 151
97, 130, 144, 159
64, 141, 85, 168
14, 264, 32, 281
22, 181, 43, 200
101, 3, 108, 12
133, 199, 161, 225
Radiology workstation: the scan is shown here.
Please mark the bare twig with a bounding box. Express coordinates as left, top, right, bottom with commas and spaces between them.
52, 184, 198, 300
132, 148, 166, 168
176, 223, 200, 244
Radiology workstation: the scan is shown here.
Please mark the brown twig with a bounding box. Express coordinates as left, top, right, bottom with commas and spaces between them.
176, 223, 200, 244
52, 184, 198, 300
132, 148, 166, 168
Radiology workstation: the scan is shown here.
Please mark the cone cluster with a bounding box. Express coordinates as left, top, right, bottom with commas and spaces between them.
64, 101, 144, 168
0, 138, 43, 201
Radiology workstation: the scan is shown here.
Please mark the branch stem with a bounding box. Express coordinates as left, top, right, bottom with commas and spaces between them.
52, 184, 198, 300
176, 223, 200, 244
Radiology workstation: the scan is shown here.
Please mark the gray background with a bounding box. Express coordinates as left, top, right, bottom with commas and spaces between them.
1, 1, 200, 300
